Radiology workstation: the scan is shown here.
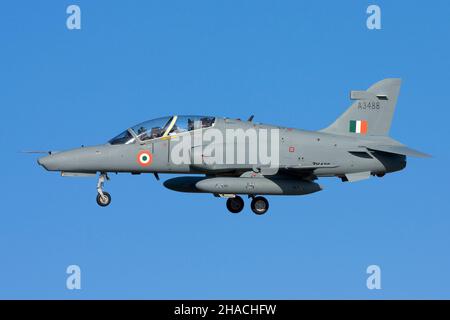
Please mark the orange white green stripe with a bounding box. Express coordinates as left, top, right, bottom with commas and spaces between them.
349, 120, 368, 134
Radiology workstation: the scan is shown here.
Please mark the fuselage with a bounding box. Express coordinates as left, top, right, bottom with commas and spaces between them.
38, 116, 406, 178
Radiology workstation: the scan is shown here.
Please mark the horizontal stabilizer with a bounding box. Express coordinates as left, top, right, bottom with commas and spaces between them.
366, 145, 431, 158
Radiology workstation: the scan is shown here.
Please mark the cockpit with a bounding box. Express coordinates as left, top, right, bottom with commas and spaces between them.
109, 115, 216, 145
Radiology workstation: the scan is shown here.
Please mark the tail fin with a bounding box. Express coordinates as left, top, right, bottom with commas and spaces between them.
321, 78, 401, 136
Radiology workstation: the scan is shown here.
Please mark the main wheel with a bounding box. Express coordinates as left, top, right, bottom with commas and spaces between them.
96, 192, 111, 207
226, 196, 244, 214
251, 196, 269, 215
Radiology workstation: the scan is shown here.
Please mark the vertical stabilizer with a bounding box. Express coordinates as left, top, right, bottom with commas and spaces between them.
321, 78, 401, 136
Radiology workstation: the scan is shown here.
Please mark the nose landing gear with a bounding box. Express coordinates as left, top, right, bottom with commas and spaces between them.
96, 191, 111, 207
96, 173, 111, 207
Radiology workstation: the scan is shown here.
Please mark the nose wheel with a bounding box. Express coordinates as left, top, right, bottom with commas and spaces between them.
96, 173, 111, 207
96, 191, 111, 207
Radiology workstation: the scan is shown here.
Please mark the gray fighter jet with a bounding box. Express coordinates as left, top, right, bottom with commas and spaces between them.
37, 79, 429, 214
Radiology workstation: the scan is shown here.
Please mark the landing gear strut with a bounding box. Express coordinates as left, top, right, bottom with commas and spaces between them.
96, 173, 111, 207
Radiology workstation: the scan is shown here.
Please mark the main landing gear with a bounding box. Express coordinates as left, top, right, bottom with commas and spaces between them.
226, 196, 245, 213
226, 195, 269, 215
250, 196, 269, 215
96, 173, 111, 207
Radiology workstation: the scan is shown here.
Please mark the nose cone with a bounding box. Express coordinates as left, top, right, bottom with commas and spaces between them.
37, 154, 54, 171
38, 153, 70, 171
37, 145, 109, 172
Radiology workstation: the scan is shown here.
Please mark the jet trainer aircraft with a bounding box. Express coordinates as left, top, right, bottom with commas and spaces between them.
37, 79, 429, 214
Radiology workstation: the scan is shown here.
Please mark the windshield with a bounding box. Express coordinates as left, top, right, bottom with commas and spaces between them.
109, 130, 135, 145
131, 116, 173, 141
110, 115, 216, 144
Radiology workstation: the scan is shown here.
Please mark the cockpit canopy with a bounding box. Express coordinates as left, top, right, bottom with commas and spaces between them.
109, 115, 216, 145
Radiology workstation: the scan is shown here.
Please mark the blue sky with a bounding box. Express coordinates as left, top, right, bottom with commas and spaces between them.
1, 0, 449, 299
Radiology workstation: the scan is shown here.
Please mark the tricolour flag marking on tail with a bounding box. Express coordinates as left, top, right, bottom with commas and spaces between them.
349, 120, 368, 134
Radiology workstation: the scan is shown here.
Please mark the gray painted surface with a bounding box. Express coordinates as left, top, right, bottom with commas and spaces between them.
38, 78, 429, 197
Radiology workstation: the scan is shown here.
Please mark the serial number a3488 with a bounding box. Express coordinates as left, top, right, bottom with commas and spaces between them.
358, 101, 381, 110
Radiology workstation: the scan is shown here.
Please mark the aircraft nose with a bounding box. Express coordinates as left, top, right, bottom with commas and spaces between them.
37, 155, 54, 171
37, 145, 110, 172
37, 152, 69, 171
